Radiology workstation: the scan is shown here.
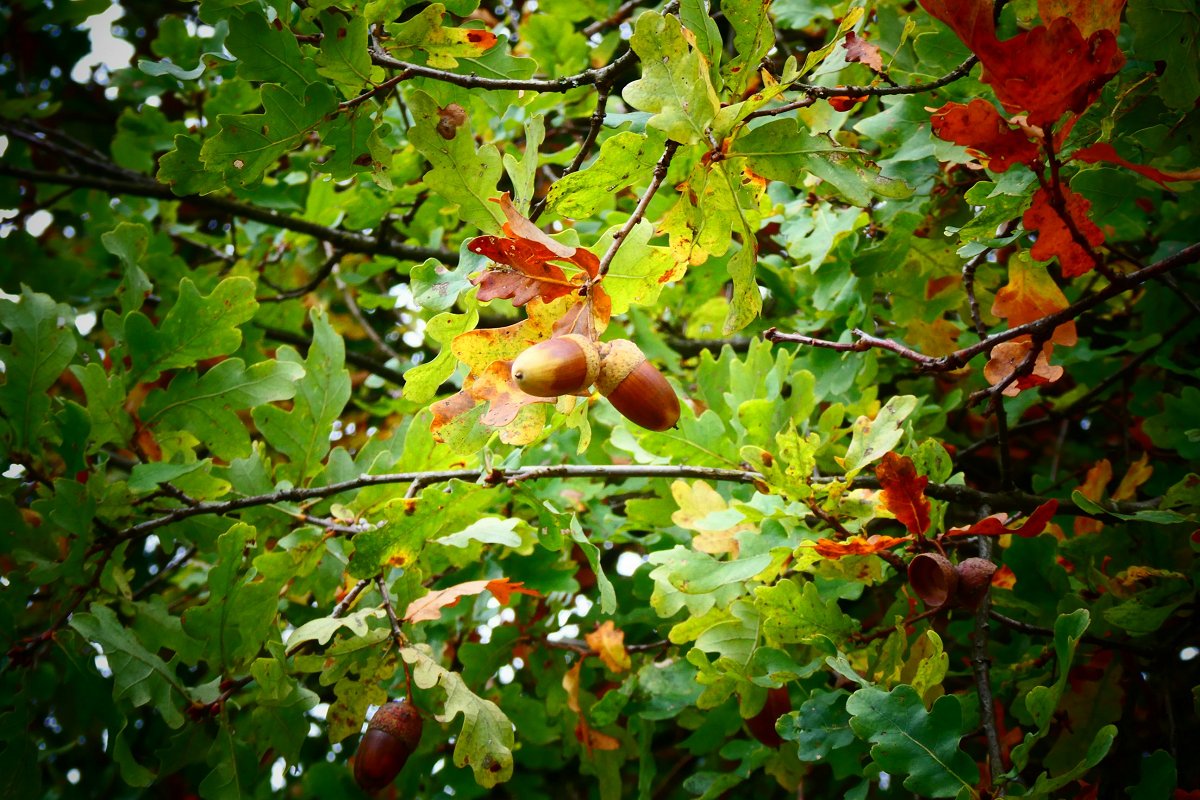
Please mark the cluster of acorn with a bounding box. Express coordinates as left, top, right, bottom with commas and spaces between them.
353, 699, 423, 794
908, 552, 998, 610
511, 335, 681, 432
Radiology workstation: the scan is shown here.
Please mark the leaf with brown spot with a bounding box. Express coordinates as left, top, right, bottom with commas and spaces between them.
585, 621, 631, 673
876, 452, 931, 536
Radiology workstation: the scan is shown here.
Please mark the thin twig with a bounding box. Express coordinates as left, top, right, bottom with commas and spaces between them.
989, 610, 1152, 656
594, 139, 680, 281
971, 533, 1004, 785
529, 84, 612, 223
259, 250, 342, 302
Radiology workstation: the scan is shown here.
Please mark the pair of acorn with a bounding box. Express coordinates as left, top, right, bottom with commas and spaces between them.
511, 334, 680, 432
908, 552, 998, 610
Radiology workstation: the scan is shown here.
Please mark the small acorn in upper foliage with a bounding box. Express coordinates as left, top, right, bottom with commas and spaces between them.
511, 334, 600, 397
596, 339, 680, 431
955, 557, 998, 610
908, 552, 958, 608
353, 699, 423, 794
745, 686, 791, 748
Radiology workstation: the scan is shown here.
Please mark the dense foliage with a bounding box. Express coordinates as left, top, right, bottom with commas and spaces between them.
2, 0, 1199, 797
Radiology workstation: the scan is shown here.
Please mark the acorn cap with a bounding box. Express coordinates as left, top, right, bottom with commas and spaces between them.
595, 339, 646, 397
908, 552, 958, 608
511, 334, 599, 397
955, 557, 998, 610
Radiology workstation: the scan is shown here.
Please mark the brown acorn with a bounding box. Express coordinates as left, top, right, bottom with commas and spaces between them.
955, 557, 998, 610
745, 686, 791, 748
353, 699, 424, 794
596, 339, 681, 431
908, 552, 958, 608
511, 334, 600, 397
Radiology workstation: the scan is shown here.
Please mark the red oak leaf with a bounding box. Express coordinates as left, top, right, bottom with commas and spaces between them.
1071, 142, 1200, 187
1022, 185, 1105, 277
919, 0, 1124, 126
876, 451, 931, 536
828, 94, 868, 112
930, 99, 1041, 172
945, 499, 1059, 537
1038, 0, 1126, 38
813, 534, 912, 559
843, 31, 884, 72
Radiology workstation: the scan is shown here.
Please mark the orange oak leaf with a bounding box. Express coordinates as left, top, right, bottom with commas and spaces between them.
1022, 185, 1105, 277
813, 534, 912, 559
843, 31, 884, 72
1071, 142, 1200, 187
983, 338, 1063, 396
466, 359, 552, 428
945, 499, 1059, 537
919, 0, 1124, 126
1112, 453, 1153, 501
991, 564, 1016, 589
828, 94, 868, 112
992, 256, 1077, 346
929, 99, 1041, 172
876, 451, 932, 536
585, 621, 631, 673
1074, 459, 1112, 535
403, 577, 540, 623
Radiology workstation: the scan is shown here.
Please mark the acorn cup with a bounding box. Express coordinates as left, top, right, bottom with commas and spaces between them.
353, 699, 424, 794
955, 557, 998, 610
596, 339, 681, 432
908, 552, 959, 608
511, 334, 600, 397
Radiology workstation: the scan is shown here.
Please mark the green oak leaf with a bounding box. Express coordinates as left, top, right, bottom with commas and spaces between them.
157, 134, 226, 196
722, 0, 774, 95
403, 307, 478, 403
842, 394, 919, 475
402, 645, 515, 787
755, 579, 857, 646
201, 83, 338, 189
384, 4, 499, 69
1009, 609, 1090, 772
224, 9, 320, 92
315, 9, 380, 95
622, 12, 721, 144
141, 358, 305, 461
251, 309, 350, 483
69, 605, 189, 729
546, 131, 664, 219
124, 277, 257, 383
729, 117, 912, 207
847, 685, 980, 798
779, 689, 856, 760
407, 90, 505, 233
0, 287, 77, 452
589, 220, 681, 315
1128, 0, 1200, 110
285, 607, 386, 653
1026, 725, 1117, 797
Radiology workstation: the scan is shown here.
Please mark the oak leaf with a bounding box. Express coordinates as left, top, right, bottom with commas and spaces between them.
983, 338, 1063, 396
585, 621, 631, 673
1074, 459, 1112, 536
1072, 142, 1200, 187
404, 577, 540, 623
1112, 453, 1152, 501
1022, 185, 1105, 277
992, 255, 1077, 346
945, 499, 1059, 537
929, 99, 1041, 172
813, 534, 912, 559
843, 31, 884, 72
875, 452, 931, 536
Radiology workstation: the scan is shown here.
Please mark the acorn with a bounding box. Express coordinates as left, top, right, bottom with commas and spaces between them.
353, 699, 424, 794
745, 686, 791, 749
596, 339, 681, 431
955, 557, 998, 610
908, 552, 958, 608
511, 334, 600, 397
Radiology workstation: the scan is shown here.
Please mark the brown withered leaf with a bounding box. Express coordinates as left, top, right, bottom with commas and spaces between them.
876, 451, 931, 536
404, 577, 541, 623
945, 499, 1059, 537
983, 338, 1063, 397
843, 31, 884, 72
585, 621, 631, 673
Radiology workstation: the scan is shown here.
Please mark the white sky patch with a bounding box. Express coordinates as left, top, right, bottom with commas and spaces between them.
25, 210, 54, 237
72, 4, 136, 84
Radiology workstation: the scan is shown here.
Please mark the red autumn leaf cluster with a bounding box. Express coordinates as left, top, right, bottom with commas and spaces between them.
944, 499, 1059, 537
467, 193, 599, 306
876, 451, 931, 536
1023, 185, 1105, 278
919, 0, 1125, 127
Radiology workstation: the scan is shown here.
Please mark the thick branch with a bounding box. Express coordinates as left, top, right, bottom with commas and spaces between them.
0, 165, 456, 264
